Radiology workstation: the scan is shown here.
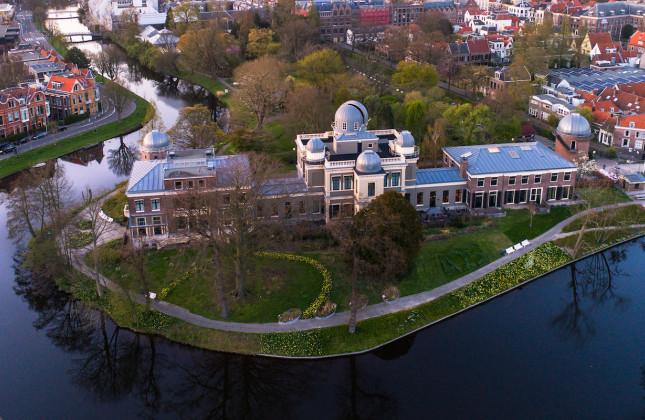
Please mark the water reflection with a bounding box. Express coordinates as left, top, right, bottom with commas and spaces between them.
551, 247, 632, 344
107, 137, 137, 177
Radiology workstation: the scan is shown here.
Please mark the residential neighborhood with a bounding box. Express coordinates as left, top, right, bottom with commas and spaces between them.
0, 0, 643, 417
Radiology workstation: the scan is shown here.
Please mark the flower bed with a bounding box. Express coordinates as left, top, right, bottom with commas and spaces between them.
278, 308, 302, 324
454, 242, 571, 307
260, 330, 324, 356
255, 251, 332, 319
157, 265, 195, 300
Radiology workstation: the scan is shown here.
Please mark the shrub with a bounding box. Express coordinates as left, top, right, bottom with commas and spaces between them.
76, 219, 93, 230
255, 251, 332, 319
278, 308, 302, 323
69, 231, 93, 248
455, 242, 570, 307
607, 147, 617, 159
63, 112, 90, 125
260, 330, 324, 356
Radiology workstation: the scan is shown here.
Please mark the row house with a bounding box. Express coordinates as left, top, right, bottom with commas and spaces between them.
611, 114, 645, 151
528, 94, 577, 122
126, 100, 581, 242
447, 38, 491, 64
45, 73, 100, 121
628, 30, 645, 54
487, 34, 513, 64
0, 85, 50, 139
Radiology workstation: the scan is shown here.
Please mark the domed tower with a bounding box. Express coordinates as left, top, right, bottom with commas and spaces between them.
554, 113, 592, 163
356, 149, 382, 173
305, 136, 325, 163
333, 100, 368, 135
393, 130, 417, 156
140, 130, 170, 160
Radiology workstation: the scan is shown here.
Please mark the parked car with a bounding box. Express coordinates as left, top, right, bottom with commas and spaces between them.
1, 144, 17, 154
31, 132, 47, 140
17, 137, 30, 144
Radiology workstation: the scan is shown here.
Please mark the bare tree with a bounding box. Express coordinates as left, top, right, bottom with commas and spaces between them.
168, 104, 220, 149
421, 118, 446, 167
0, 57, 31, 89
107, 138, 136, 177
232, 57, 288, 129
103, 77, 130, 121
220, 153, 280, 299
93, 44, 123, 81
81, 188, 115, 297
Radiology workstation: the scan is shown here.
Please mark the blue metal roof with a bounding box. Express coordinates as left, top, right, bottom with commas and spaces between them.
443, 142, 576, 175
624, 173, 645, 183
127, 162, 164, 193
416, 167, 465, 185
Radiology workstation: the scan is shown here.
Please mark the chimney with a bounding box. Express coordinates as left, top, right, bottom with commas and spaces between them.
459, 156, 469, 179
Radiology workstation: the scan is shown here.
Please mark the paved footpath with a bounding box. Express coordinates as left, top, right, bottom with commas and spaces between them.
70, 201, 644, 334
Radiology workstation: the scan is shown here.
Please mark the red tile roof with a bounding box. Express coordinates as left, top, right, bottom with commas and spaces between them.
467, 38, 490, 54
617, 114, 645, 129
588, 32, 613, 46
628, 30, 645, 47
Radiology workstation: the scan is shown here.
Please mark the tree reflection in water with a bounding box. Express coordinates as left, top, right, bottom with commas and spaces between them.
107, 136, 137, 177
551, 242, 635, 344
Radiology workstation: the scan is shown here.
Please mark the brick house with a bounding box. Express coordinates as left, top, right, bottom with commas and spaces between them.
612, 114, 645, 150
45, 72, 100, 121
126, 101, 579, 241
0, 84, 49, 139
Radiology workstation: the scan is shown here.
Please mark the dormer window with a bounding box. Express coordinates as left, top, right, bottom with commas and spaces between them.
629, 122, 635, 128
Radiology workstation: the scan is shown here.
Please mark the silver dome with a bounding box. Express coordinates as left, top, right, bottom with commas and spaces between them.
557, 113, 591, 137
142, 129, 170, 150
396, 130, 415, 147
305, 137, 325, 153
334, 100, 368, 133
356, 150, 382, 173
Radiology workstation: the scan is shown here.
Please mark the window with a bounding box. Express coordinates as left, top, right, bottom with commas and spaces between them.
343, 175, 353, 190
505, 190, 515, 204
455, 189, 462, 203
416, 192, 423, 205
187, 180, 194, 189
521, 175, 529, 184
174, 181, 182, 190
623, 138, 630, 147
477, 178, 484, 187
430, 191, 436, 207
562, 186, 570, 199
571, 140, 576, 150
368, 182, 375, 197
547, 186, 557, 201
331, 176, 341, 191
491, 177, 498, 187
391, 172, 400, 187
151, 199, 160, 211
367, 143, 373, 148
137, 217, 146, 226
342, 122, 347, 130
299, 200, 306, 214
353, 122, 359, 130
152, 216, 161, 225
474, 192, 484, 208
488, 191, 498, 208
272, 204, 279, 217
285, 202, 292, 218
330, 204, 340, 218
530, 188, 539, 201
442, 190, 449, 204
534, 175, 541, 183
551, 173, 558, 182
518, 189, 528, 203
312, 200, 322, 214
135, 200, 144, 212
564, 172, 571, 181
509, 176, 516, 185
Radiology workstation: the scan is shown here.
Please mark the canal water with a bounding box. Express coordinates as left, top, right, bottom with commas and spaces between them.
0, 19, 644, 418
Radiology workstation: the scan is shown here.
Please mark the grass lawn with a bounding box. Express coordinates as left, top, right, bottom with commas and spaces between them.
173, 68, 231, 104
562, 204, 645, 233
89, 241, 327, 323
576, 187, 630, 208
102, 188, 127, 223
399, 230, 512, 296
495, 207, 573, 243
0, 80, 153, 179
554, 228, 642, 258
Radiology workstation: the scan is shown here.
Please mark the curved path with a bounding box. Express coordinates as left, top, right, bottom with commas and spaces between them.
70, 201, 644, 334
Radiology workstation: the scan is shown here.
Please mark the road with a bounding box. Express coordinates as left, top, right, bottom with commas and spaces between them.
0, 10, 137, 161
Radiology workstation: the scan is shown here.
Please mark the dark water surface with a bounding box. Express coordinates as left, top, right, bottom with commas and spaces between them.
0, 46, 643, 418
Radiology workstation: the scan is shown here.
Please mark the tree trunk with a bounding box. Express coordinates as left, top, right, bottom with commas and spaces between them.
93, 239, 103, 298
213, 245, 229, 318
234, 229, 246, 299
348, 253, 359, 334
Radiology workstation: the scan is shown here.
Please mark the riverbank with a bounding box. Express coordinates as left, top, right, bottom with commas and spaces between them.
0, 80, 153, 179
58, 200, 644, 357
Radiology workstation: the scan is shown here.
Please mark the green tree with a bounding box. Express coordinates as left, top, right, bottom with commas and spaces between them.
391, 60, 439, 91
404, 99, 428, 140
296, 48, 344, 88
421, 118, 446, 167
575, 106, 593, 123
443, 103, 492, 144
246, 28, 278, 58
547, 114, 559, 127
64, 47, 90, 68
165, 7, 175, 29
